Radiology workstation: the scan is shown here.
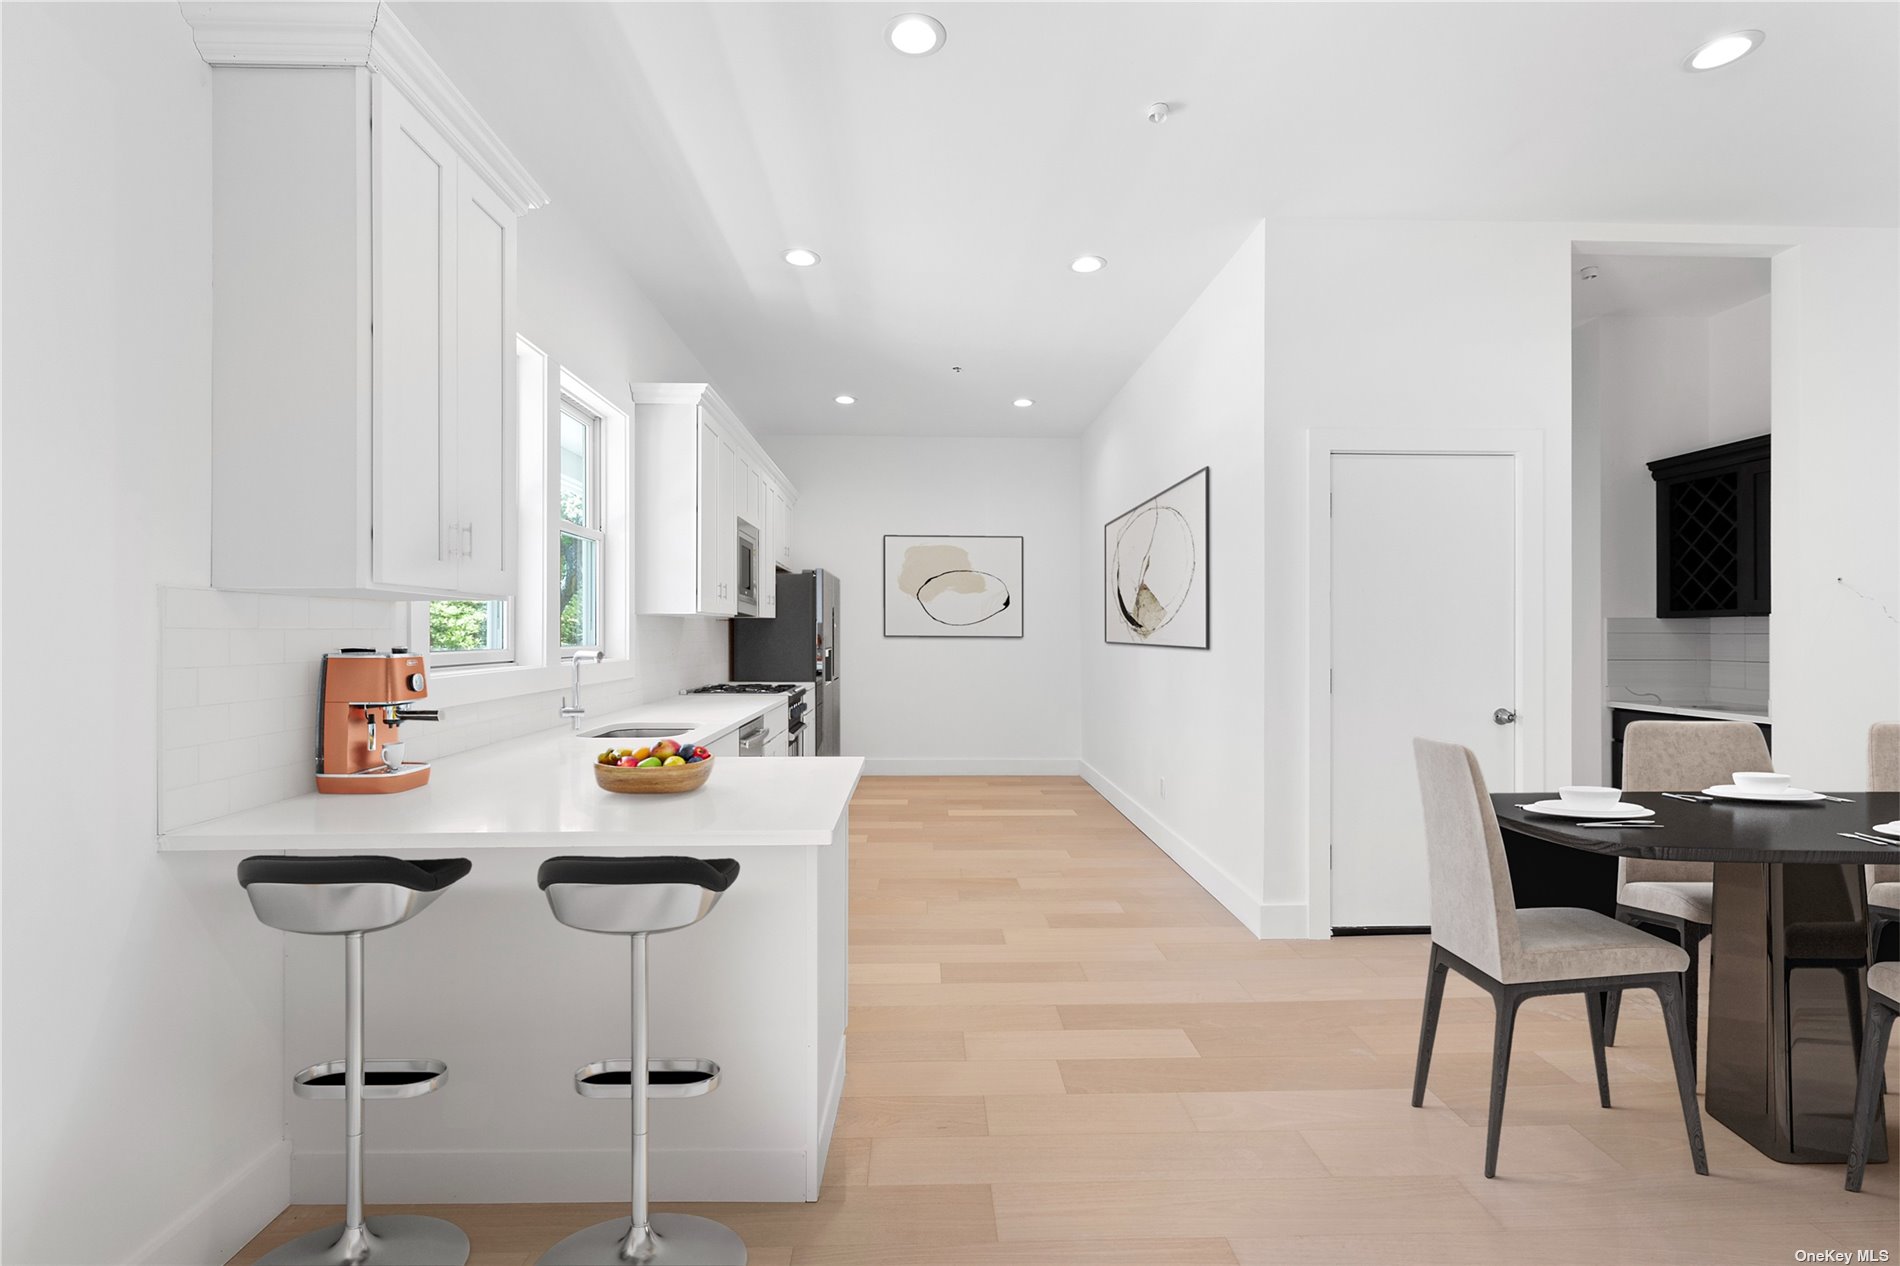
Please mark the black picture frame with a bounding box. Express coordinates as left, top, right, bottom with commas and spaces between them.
1103, 465, 1211, 649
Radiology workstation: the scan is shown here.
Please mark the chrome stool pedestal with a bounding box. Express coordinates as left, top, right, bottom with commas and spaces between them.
537, 856, 746, 1266
238, 855, 473, 1266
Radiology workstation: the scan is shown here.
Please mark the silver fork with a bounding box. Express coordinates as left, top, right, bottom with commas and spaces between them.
1839, 831, 1900, 848
1662, 793, 1711, 803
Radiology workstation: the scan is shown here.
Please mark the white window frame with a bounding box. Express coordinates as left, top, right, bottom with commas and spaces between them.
555, 391, 606, 656
422, 597, 512, 669
416, 345, 637, 707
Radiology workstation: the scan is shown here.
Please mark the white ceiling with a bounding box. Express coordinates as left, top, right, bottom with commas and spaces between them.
396, 2, 1897, 437
1571, 253, 1771, 323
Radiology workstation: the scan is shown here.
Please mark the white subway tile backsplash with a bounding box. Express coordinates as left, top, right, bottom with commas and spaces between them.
258, 594, 311, 629
156, 585, 722, 832
1605, 615, 1769, 715
228, 628, 286, 665
195, 665, 261, 706
162, 628, 230, 669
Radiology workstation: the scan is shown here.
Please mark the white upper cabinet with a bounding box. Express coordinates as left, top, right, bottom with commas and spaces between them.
191, 4, 543, 600
631, 384, 797, 618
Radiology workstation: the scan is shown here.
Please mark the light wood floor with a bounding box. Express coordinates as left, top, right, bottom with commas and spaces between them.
231, 776, 1900, 1266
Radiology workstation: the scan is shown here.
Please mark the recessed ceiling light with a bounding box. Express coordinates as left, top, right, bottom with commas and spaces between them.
1070, 255, 1107, 274
1013, 398, 1034, 408
1685, 30, 1763, 72
835, 395, 856, 405
783, 248, 821, 267
885, 13, 945, 56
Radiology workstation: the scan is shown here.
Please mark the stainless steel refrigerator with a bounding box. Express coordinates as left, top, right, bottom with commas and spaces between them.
731, 569, 841, 756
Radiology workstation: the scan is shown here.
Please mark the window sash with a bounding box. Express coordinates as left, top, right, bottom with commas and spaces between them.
425, 598, 512, 668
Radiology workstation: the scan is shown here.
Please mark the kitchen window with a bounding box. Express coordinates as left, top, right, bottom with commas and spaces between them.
426, 597, 510, 667
557, 393, 603, 653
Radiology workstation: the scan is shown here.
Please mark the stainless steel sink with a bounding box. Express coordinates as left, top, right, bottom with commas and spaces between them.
586, 725, 692, 740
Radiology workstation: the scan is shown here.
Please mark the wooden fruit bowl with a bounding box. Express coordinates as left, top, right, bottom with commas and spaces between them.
593, 756, 714, 795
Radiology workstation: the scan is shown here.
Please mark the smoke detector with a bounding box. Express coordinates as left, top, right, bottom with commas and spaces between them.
1578, 266, 1601, 282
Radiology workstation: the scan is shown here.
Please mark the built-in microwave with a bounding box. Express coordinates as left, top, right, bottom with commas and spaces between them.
735, 519, 761, 617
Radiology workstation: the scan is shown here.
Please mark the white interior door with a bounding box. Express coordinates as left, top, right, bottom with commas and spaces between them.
1330, 452, 1518, 929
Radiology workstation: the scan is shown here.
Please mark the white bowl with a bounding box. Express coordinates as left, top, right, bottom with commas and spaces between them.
1731, 771, 1791, 793
1558, 785, 1621, 808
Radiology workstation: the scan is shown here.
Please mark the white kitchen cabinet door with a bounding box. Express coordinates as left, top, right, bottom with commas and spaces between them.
451, 167, 517, 596
370, 77, 458, 593
695, 422, 732, 614
746, 464, 765, 530
778, 487, 795, 565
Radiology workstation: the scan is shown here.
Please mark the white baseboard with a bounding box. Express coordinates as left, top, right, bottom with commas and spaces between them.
860, 757, 1082, 777
290, 1146, 807, 1204
131, 1139, 289, 1266
1080, 762, 1316, 940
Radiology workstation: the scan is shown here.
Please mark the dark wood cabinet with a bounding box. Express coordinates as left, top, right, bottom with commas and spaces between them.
1648, 435, 1770, 618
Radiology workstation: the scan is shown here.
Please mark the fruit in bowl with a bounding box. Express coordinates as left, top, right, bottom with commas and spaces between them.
594, 744, 715, 794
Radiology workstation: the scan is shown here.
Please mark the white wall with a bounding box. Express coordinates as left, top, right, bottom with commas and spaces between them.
1592, 311, 1726, 619
764, 436, 1083, 773
1571, 320, 1606, 783
1, 7, 289, 1263
1078, 224, 1273, 933
1709, 293, 1772, 443
1257, 221, 1896, 936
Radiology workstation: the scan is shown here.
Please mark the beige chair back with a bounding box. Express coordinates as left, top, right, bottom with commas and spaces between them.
1413, 738, 1520, 980
1622, 720, 1772, 886
1869, 723, 1899, 885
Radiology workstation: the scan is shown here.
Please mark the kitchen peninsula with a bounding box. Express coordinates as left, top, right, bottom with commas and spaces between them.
162, 700, 861, 1207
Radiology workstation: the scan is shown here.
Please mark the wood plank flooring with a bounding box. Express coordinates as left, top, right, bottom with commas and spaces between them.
229, 776, 1900, 1266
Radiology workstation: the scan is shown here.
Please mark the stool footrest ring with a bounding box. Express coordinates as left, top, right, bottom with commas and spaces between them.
574, 1058, 720, 1099
292, 1058, 448, 1100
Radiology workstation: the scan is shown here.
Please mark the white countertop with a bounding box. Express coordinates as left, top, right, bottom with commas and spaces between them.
1607, 699, 1772, 724
160, 691, 859, 853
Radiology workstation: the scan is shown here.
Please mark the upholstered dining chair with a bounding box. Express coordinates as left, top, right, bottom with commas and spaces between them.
1846, 961, 1898, 1192
1600, 720, 1773, 1058
1410, 738, 1707, 1179
1867, 723, 1900, 962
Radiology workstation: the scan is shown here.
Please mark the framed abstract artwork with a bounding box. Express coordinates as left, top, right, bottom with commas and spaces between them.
1104, 466, 1209, 648
883, 535, 1024, 638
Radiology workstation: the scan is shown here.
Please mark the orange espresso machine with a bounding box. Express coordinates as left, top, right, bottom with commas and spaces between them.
316, 649, 438, 794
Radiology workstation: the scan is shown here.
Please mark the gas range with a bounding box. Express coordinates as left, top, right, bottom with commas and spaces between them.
683, 682, 806, 696
684, 682, 813, 756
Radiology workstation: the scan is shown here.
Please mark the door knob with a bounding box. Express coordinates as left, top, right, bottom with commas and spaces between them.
1493, 708, 1517, 726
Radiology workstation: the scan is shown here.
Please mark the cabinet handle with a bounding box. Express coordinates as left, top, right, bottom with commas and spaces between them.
463, 523, 474, 557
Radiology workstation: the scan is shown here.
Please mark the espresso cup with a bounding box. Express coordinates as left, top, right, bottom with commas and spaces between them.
381, 742, 406, 771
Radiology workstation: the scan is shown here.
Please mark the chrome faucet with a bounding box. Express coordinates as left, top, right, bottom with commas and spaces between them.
561, 651, 602, 731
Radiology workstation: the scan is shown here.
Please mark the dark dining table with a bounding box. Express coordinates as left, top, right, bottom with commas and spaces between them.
1492, 790, 1900, 1166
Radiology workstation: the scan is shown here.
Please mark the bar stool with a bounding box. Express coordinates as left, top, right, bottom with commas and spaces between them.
536, 855, 745, 1266
238, 854, 473, 1266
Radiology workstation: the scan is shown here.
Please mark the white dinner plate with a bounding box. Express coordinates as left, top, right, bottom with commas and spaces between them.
1874, 821, 1900, 838
1521, 800, 1656, 820
1702, 785, 1828, 803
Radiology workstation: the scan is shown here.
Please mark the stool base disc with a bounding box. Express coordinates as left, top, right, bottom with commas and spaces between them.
537, 1214, 746, 1265
254, 1216, 470, 1266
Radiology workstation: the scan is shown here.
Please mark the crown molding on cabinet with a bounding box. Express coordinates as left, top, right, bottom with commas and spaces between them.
628, 382, 797, 501
178, 1, 549, 216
